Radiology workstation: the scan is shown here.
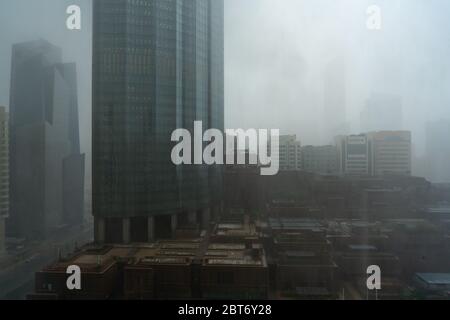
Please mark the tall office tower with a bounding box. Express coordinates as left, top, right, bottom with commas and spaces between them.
360, 93, 403, 133
93, 0, 224, 243
0, 107, 8, 256
8, 40, 85, 240
323, 57, 348, 141
425, 120, 450, 183
368, 131, 411, 176
336, 134, 370, 175
278, 135, 302, 171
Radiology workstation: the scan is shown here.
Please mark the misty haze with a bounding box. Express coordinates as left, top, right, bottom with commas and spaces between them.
0, 0, 449, 303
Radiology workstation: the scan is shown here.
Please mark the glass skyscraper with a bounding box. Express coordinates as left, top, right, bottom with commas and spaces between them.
8, 40, 85, 240
92, 0, 224, 243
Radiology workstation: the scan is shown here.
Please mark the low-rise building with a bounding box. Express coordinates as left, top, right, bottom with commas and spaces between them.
29, 238, 268, 300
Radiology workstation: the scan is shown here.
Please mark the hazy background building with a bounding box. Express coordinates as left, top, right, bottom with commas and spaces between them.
323, 56, 349, 142
301, 145, 338, 175
8, 40, 84, 240
369, 131, 411, 176
425, 120, 450, 183
361, 93, 403, 133
279, 135, 302, 171
92, 0, 224, 243
336, 134, 370, 175
0, 107, 8, 256
336, 131, 412, 177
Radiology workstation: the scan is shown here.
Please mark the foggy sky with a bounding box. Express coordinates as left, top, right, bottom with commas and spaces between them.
1, 0, 450, 172
225, 0, 450, 150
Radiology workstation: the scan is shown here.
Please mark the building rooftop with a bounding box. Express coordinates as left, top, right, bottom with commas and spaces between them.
269, 218, 324, 231
348, 245, 377, 251
416, 273, 450, 285
426, 207, 450, 214
205, 258, 263, 266
209, 243, 246, 250
39, 237, 268, 272
140, 257, 190, 265
285, 251, 316, 258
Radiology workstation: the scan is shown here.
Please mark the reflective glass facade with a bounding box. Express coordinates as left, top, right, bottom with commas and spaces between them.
93, 0, 224, 220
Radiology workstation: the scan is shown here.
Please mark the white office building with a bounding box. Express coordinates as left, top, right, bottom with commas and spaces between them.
336, 131, 411, 177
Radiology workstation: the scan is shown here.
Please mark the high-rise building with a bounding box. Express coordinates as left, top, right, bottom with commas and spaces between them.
425, 120, 450, 183
301, 145, 338, 175
360, 93, 403, 133
369, 131, 411, 176
8, 40, 85, 240
0, 107, 8, 256
92, 0, 224, 243
279, 135, 301, 171
336, 134, 370, 175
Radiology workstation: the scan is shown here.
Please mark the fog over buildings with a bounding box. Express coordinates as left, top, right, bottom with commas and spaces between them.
225, 0, 450, 153
1, 0, 450, 182
0, 0, 92, 180
1, 0, 450, 302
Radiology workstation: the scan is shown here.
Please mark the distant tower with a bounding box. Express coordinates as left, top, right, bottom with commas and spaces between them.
8, 40, 85, 240
425, 120, 450, 183
323, 56, 348, 142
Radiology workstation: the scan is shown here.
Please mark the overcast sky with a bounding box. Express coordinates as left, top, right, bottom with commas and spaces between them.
225, 0, 450, 148
1, 0, 450, 166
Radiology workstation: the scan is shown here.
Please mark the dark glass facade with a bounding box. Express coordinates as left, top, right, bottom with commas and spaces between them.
92, 0, 224, 242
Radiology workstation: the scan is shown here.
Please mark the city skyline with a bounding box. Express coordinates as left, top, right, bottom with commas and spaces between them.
0, 0, 449, 303
1, 1, 450, 154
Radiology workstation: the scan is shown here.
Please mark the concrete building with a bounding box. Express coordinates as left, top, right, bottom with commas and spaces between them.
8, 40, 85, 240
30, 239, 268, 300
301, 145, 338, 175
369, 131, 411, 176
92, 0, 224, 243
336, 134, 370, 175
279, 135, 301, 171
0, 107, 8, 256
268, 218, 337, 299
